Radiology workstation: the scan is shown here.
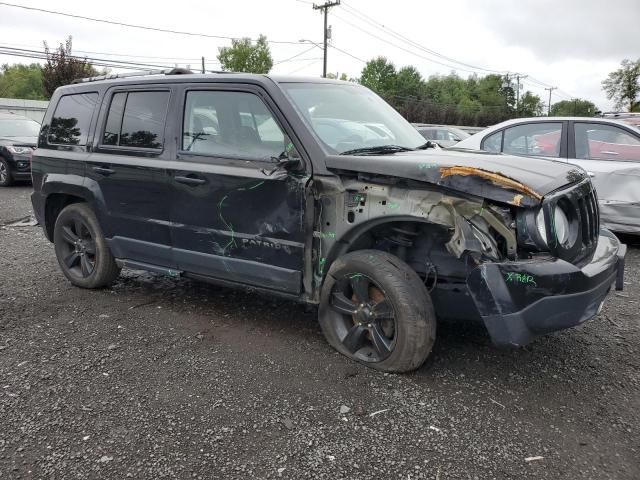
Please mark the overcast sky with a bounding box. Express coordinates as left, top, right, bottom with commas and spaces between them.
1, 0, 638, 110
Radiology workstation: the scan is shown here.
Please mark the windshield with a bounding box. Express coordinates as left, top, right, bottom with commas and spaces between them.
448, 127, 470, 140
281, 83, 426, 154
0, 118, 41, 137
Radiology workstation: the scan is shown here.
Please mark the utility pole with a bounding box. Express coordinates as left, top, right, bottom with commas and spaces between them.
544, 86, 557, 115
515, 74, 527, 117
313, 0, 340, 78
201, 57, 205, 74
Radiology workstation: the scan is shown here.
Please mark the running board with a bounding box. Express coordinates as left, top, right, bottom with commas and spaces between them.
116, 259, 182, 278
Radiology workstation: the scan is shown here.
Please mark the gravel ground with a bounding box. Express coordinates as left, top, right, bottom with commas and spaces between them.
1, 185, 639, 479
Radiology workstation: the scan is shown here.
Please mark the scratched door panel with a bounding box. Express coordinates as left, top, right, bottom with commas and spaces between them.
169, 165, 305, 293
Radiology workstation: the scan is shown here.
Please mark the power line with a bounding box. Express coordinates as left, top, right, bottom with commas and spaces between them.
0, 41, 211, 62
339, 1, 579, 99
329, 44, 366, 63
331, 12, 478, 74
0, 1, 313, 45
273, 45, 318, 65
0, 46, 185, 71
0, 50, 158, 71
340, 1, 509, 75
286, 59, 323, 75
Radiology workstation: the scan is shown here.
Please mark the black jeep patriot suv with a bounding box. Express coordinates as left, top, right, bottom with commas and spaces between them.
31, 70, 626, 372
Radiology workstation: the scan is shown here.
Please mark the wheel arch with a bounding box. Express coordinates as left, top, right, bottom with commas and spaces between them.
322, 215, 448, 281
44, 192, 89, 241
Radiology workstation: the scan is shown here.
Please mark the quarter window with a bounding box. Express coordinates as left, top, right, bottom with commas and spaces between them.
182, 90, 285, 161
482, 131, 502, 152
502, 123, 562, 158
102, 91, 169, 149
574, 123, 640, 161
48, 93, 98, 145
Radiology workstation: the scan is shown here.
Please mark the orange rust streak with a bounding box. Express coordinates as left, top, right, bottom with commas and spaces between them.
439, 166, 543, 201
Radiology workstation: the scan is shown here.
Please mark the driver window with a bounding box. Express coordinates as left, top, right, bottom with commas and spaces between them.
182, 90, 285, 161
502, 123, 562, 158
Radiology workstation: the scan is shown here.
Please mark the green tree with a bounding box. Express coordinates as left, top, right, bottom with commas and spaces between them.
602, 59, 640, 111
217, 34, 273, 74
395, 66, 423, 99
359, 57, 396, 97
0, 64, 45, 100
476, 74, 514, 113
550, 99, 597, 116
42, 36, 98, 98
519, 91, 544, 117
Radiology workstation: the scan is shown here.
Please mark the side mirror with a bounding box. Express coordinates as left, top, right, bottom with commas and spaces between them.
273, 154, 301, 170
262, 142, 302, 176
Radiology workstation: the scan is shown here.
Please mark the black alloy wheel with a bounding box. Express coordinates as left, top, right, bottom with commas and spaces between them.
57, 216, 97, 279
53, 203, 121, 289
319, 250, 436, 373
329, 273, 396, 362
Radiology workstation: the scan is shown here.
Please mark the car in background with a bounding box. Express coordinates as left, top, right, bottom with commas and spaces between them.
455, 117, 640, 234
0, 112, 39, 186
413, 124, 470, 147
601, 112, 640, 129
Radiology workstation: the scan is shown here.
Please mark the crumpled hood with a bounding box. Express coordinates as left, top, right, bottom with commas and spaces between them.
325, 148, 587, 207
0, 136, 37, 146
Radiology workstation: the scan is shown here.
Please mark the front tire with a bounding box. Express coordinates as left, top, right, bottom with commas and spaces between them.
318, 250, 436, 373
53, 203, 121, 288
0, 157, 13, 186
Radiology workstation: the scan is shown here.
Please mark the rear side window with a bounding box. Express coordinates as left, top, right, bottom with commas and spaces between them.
102, 91, 169, 149
48, 92, 98, 145
574, 123, 640, 161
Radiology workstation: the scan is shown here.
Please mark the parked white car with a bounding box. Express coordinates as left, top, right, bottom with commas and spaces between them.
455, 117, 640, 234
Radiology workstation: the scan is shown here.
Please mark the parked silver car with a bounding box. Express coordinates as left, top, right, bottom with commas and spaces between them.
413, 125, 470, 148
455, 117, 640, 234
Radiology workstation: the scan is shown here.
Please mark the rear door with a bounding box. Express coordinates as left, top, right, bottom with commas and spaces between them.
168, 83, 309, 294
86, 86, 176, 268
568, 120, 640, 230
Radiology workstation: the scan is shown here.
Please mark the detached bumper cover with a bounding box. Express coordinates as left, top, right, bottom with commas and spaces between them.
467, 229, 626, 347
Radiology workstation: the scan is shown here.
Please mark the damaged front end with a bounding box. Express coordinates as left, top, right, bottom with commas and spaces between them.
314, 156, 626, 347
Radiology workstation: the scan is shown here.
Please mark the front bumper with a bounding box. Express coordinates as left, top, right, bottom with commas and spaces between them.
467, 229, 626, 347
8, 155, 32, 181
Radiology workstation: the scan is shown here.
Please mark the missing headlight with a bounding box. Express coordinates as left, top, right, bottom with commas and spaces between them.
517, 207, 549, 251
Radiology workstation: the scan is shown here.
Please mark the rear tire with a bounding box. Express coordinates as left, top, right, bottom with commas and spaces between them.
318, 250, 436, 373
0, 157, 13, 187
53, 203, 121, 288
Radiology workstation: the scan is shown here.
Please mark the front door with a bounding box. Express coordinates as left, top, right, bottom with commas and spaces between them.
168, 85, 309, 294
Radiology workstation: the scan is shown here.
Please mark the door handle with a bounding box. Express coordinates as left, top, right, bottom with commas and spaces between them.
586, 171, 596, 178
600, 150, 619, 156
174, 175, 206, 186
92, 166, 115, 175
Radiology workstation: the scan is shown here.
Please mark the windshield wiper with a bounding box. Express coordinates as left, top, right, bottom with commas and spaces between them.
415, 141, 437, 150
339, 145, 414, 156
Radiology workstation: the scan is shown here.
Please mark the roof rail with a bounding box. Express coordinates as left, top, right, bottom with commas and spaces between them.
72, 67, 195, 84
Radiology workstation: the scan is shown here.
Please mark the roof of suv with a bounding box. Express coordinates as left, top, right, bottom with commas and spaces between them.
59, 72, 348, 93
